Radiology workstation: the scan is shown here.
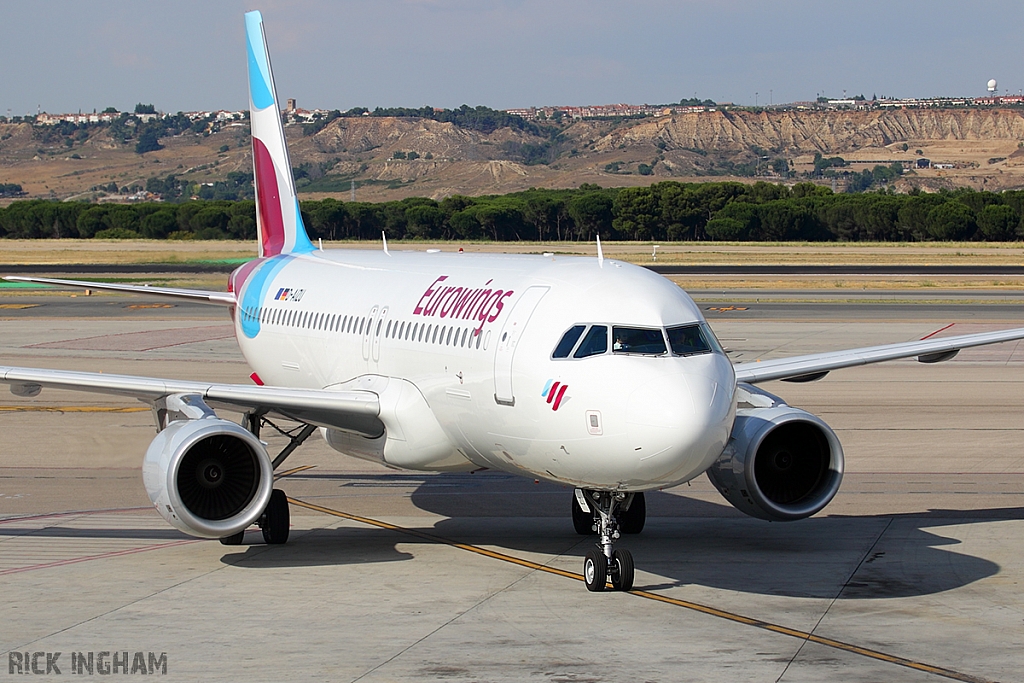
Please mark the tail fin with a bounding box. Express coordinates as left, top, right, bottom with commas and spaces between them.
244, 11, 315, 258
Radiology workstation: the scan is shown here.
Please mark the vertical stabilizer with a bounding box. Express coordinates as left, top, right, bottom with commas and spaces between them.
244, 11, 315, 258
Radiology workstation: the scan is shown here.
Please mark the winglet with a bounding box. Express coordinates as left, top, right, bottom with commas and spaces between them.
596, 234, 604, 268
244, 11, 315, 258
382, 232, 390, 256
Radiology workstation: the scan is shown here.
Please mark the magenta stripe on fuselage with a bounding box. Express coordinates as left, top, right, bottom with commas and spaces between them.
552, 384, 568, 411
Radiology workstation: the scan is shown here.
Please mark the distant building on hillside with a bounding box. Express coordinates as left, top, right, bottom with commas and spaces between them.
503, 102, 720, 120
35, 111, 121, 125
975, 95, 1024, 106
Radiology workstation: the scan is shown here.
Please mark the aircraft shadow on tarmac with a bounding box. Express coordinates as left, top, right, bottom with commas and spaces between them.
6, 473, 1013, 599
211, 472, 1022, 601
220, 526, 416, 568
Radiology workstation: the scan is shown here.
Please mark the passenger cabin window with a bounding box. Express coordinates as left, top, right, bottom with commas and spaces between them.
667, 323, 721, 356
574, 325, 608, 358
612, 327, 666, 355
552, 325, 586, 358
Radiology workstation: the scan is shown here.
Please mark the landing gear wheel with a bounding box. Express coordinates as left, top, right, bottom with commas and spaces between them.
219, 530, 245, 546
260, 489, 290, 545
611, 549, 634, 591
583, 549, 607, 592
618, 492, 646, 535
579, 491, 639, 592
572, 490, 597, 535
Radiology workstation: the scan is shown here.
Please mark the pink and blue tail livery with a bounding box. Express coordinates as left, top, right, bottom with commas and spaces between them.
244, 10, 315, 258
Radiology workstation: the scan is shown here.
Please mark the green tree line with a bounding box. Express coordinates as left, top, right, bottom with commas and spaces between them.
301, 105, 541, 137
4, 182, 1024, 242
0, 201, 257, 240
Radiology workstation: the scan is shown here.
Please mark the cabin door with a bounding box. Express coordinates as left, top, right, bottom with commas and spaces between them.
493, 286, 549, 406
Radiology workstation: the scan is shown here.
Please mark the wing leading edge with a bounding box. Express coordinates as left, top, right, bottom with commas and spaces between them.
0, 366, 381, 437
733, 326, 1024, 384
3, 276, 236, 306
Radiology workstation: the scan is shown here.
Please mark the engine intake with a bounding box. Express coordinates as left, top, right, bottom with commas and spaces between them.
144, 418, 273, 539
176, 433, 261, 520
707, 405, 844, 521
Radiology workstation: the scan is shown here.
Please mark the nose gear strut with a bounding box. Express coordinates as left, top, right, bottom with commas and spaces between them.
580, 490, 635, 592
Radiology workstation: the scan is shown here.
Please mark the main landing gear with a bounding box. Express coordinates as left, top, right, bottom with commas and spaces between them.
573, 489, 645, 592
218, 488, 290, 546
259, 489, 290, 544
220, 414, 312, 546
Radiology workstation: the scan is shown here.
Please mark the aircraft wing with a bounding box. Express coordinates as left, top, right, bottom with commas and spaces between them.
0, 366, 382, 437
3, 276, 236, 306
733, 326, 1024, 384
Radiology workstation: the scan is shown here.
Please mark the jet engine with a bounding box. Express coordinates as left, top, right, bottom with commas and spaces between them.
706, 385, 843, 522
143, 417, 274, 539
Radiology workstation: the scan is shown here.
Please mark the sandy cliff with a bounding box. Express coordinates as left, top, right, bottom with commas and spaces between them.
5, 108, 1024, 203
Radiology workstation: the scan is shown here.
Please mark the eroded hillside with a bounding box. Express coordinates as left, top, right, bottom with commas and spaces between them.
4, 108, 1024, 203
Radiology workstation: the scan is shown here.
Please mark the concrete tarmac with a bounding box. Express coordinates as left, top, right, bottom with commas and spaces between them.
1, 293, 1023, 682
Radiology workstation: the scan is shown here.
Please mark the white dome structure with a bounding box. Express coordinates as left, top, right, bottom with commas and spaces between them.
988, 79, 998, 94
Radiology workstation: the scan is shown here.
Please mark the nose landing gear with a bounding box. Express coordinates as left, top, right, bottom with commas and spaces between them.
577, 490, 636, 592
573, 489, 646, 535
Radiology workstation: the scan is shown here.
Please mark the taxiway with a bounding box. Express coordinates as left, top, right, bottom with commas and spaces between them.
1, 291, 1021, 682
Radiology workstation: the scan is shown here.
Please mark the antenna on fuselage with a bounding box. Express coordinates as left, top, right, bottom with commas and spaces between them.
596, 234, 604, 268
382, 231, 390, 256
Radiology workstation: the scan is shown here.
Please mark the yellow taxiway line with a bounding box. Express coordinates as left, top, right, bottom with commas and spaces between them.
275, 464, 317, 481
288, 496, 993, 683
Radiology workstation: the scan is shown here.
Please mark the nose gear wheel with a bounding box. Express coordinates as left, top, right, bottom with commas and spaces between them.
578, 490, 635, 592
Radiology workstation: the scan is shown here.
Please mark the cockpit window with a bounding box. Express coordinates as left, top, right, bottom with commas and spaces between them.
573, 325, 608, 358
612, 327, 667, 355
667, 323, 720, 356
552, 325, 586, 358
554, 322, 721, 360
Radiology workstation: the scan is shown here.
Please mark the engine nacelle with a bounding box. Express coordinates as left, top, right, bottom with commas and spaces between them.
143, 418, 273, 539
707, 405, 844, 521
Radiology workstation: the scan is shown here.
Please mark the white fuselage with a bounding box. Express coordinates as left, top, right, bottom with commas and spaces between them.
231, 249, 737, 491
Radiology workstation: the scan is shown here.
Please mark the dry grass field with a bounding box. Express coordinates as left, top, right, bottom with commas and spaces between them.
2, 238, 1024, 266
1, 240, 1023, 296
0, 239, 254, 265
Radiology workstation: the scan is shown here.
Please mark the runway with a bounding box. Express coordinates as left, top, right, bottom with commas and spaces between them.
1, 291, 1023, 681
5, 261, 1024, 275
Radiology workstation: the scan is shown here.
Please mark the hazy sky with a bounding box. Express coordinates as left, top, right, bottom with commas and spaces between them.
2, 1, 1022, 115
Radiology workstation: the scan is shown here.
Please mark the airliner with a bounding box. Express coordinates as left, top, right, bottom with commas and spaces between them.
4, 11, 1024, 592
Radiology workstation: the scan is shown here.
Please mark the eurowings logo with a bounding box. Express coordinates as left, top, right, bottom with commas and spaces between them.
413, 276, 514, 335
541, 379, 568, 411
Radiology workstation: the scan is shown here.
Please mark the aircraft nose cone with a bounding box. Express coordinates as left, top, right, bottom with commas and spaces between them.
626, 371, 733, 485
626, 374, 695, 430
